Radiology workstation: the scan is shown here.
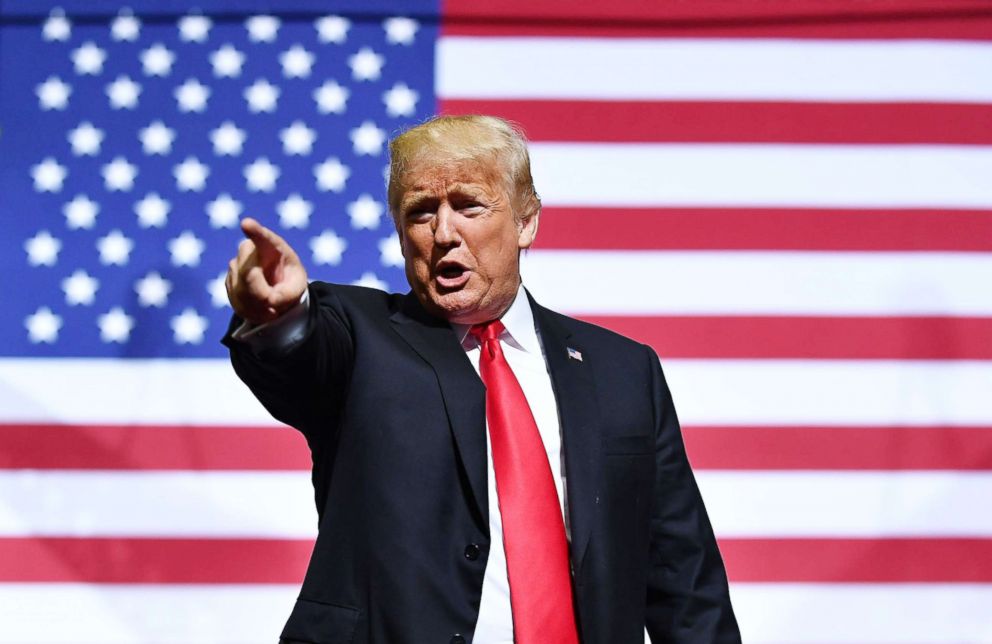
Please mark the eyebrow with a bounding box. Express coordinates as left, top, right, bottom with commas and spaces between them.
400, 183, 486, 209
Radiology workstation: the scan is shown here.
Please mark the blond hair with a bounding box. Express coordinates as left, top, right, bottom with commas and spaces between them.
387, 114, 541, 221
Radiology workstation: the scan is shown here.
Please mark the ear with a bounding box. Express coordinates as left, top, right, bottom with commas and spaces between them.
517, 205, 540, 250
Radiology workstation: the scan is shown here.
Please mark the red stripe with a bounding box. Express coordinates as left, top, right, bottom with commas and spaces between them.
0, 424, 310, 470
439, 100, 992, 145
442, 0, 992, 39
0, 537, 310, 583
683, 426, 992, 470
579, 316, 992, 360
720, 538, 992, 582
2, 424, 990, 471
2, 536, 988, 583
534, 208, 992, 252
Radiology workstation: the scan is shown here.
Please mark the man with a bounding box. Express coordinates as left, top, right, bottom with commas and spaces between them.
223, 115, 740, 643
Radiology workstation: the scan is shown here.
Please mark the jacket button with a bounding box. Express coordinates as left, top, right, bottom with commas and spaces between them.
463, 544, 480, 561
450, 635, 466, 644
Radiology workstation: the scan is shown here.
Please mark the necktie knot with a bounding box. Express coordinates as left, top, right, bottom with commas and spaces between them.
469, 319, 505, 345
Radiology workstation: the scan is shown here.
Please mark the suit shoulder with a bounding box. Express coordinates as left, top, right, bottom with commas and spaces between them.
309, 281, 406, 315
541, 306, 653, 357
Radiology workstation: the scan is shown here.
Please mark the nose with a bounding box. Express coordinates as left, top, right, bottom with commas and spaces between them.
432, 203, 461, 248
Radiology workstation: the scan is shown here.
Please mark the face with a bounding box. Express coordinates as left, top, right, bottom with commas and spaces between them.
394, 155, 539, 324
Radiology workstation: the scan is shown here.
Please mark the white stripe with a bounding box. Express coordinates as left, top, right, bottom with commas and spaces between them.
0, 358, 276, 424
528, 143, 992, 208
0, 583, 296, 643
2, 470, 990, 538
522, 251, 992, 315
0, 582, 989, 643
664, 359, 992, 426
730, 583, 992, 643
3, 358, 992, 427
0, 471, 316, 537
438, 37, 992, 102
698, 472, 992, 537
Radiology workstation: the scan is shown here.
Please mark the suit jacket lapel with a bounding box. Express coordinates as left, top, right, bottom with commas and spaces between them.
389, 292, 490, 534
529, 292, 601, 576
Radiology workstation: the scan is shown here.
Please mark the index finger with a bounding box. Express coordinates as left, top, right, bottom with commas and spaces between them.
240, 218, 289, 256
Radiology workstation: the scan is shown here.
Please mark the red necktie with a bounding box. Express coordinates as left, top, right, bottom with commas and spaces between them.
470, 320, 580, 644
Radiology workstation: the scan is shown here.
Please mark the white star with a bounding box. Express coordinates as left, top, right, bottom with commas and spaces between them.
210, 121, 246, 156
134, 192, 170, 228
102, 156, 138, 191
207, 272, 229, 307
25, 307, 62, 344
315, 15, 349, 43
314, 157, 350, 192
62, 269, 99, 305
36, 76, 71, 110
246, 15, 280, 43
310, 230, 347, 265
43, 10, 71, 42
352, 272, 388, 291
244, 158, 280, 192
244, 78, 279, 113
348, 194, 384, 229
383, 17, 419, 45
206, 193, 242, 228
71, 42, 107, 75
96, 229, 133, 265
178, 15, 212, 42
171, 308, 209, 344
139, 121, 176, 155
68, 122, 104, 156
277, 194, 313, 229
64, 195, 98, 229
280, 44, 315, 78
169, 230, 206, 267
210, 44, 245, 77
350, 120, 386, 156
383, 82, 419, 117
141, 43, 175, 76
111, 12, 141, 42
313, 79, 349, 114
25, 230, 62, 267
32, 158, 68, 192
280, 120, 316, 155
348, 47, 384, 81
173, 156, 210, 192
135, 272, 172, 307
106, 75, 141, 109
379, 233, 404, 267
175, 78, 210, 112
98, 307, 135, 343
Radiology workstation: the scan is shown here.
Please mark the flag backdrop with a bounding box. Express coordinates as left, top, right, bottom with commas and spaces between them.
1, 1, 991, 642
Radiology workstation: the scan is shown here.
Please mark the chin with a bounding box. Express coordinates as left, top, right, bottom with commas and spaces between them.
416, 287, 486, 324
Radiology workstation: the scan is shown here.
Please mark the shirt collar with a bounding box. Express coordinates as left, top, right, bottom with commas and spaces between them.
451, 286, 541, 355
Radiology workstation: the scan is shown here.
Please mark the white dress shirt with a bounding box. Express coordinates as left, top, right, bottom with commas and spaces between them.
234, 285, 568, 643
450, 287, 567, 644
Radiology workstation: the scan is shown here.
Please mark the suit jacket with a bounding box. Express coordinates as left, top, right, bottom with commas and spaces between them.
224, 282, 740, 644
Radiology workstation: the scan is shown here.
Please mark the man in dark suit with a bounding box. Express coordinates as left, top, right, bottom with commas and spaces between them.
223, 115, 739, 644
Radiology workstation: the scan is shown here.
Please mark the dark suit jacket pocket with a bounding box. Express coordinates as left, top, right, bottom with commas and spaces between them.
602, 434, 654, 455
280, 598, 360, 644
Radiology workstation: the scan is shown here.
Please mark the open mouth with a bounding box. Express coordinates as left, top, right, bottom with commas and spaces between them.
434, 261, 471, 289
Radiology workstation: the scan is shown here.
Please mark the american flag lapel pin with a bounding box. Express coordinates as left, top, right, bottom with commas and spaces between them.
567, 347, 583, 362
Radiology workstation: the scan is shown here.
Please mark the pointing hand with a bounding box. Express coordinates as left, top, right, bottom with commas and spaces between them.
225, 218, 308, 324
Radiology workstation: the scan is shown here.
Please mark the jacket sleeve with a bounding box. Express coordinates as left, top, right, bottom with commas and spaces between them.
644, 345, 741, 643
221, 282, 355, 444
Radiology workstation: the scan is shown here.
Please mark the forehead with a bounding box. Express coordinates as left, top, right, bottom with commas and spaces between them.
397, 153, 508, 198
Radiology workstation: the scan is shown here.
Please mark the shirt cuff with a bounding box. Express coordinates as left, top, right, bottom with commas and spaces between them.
230, 289, 310, 351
